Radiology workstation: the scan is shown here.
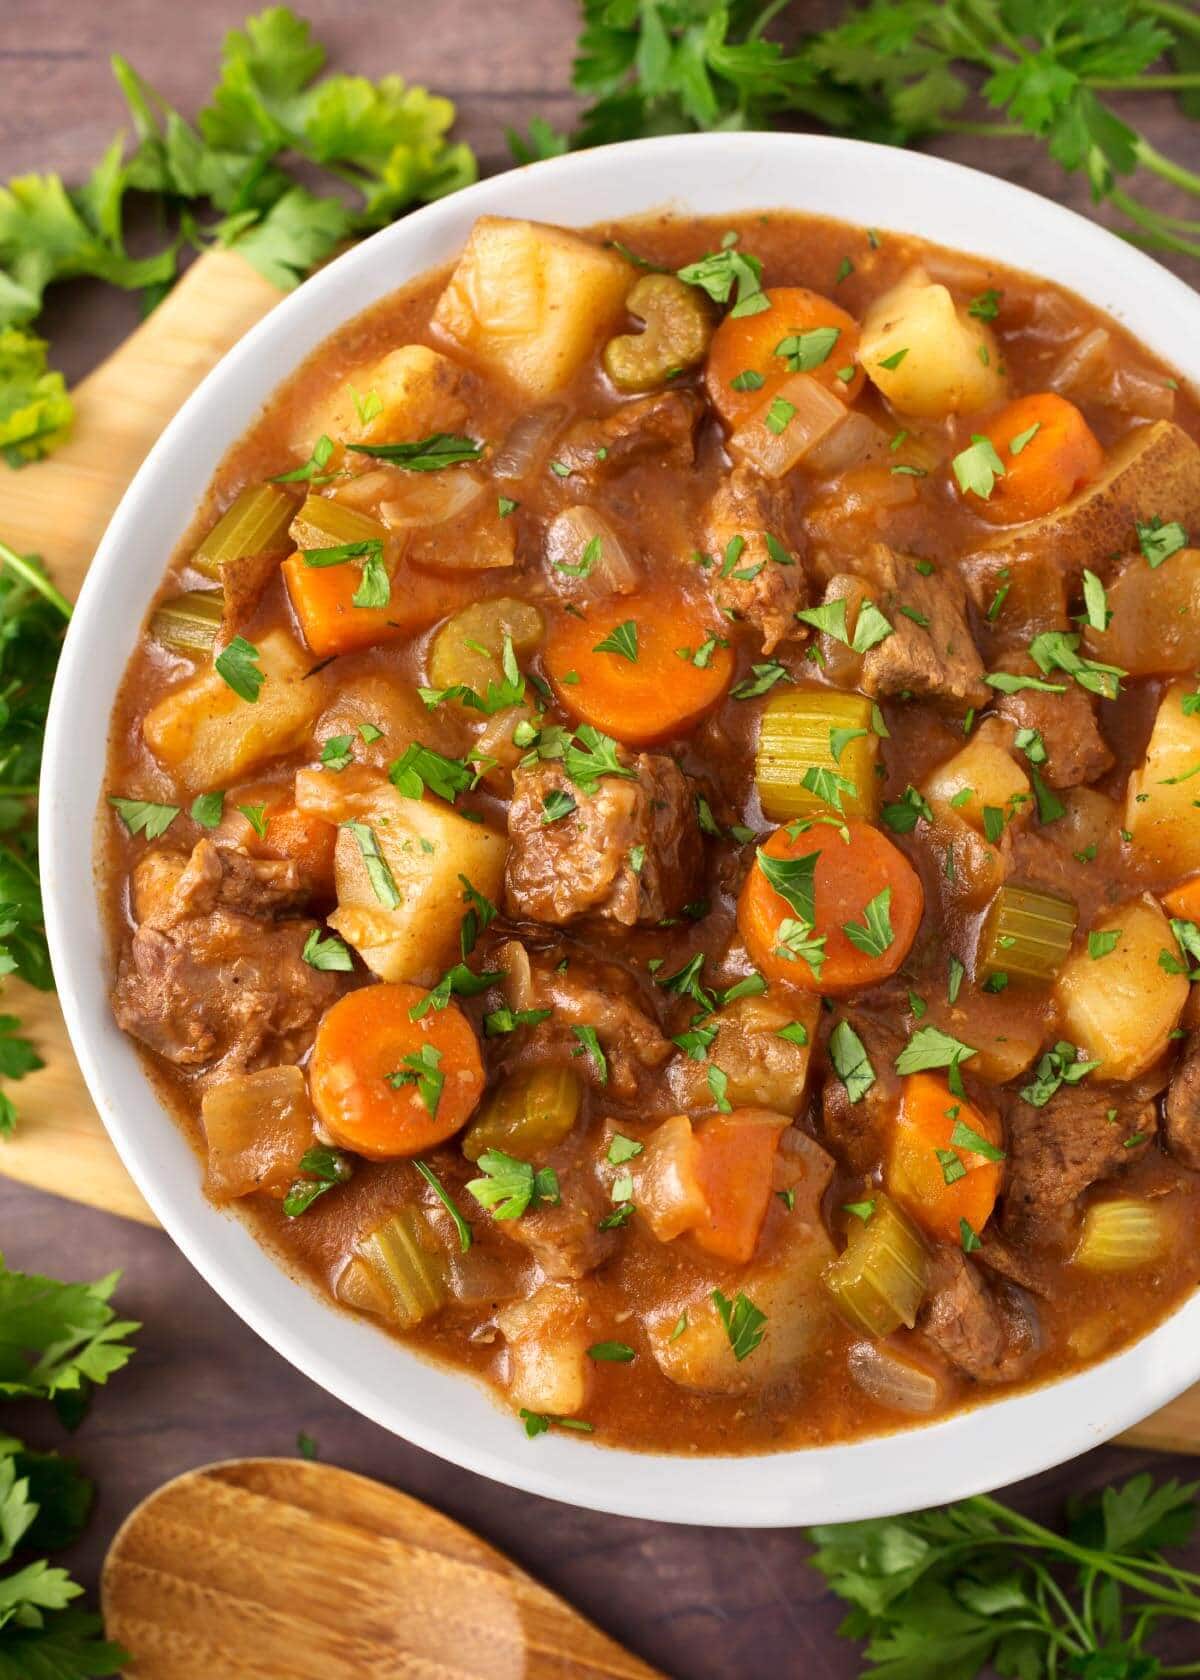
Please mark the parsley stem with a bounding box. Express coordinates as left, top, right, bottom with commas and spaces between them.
940, 119, 1027, 137
1138, 0, 1200, 42
971, 1494, 1200, 1607
1135, 136, 1200, 199
1088, 72, 1200, 90
1112, 188, 1200, 259
0, 541, 72, 620
747, 0, 790, 39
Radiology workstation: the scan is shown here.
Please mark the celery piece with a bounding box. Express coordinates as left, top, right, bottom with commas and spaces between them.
461, 1065, 581, 1164
288, 493, 388, 553
1072, 1198, 1169, 1272
149, 589, 223, 656
823, 1193, 928, 1337
193, 483, 295, 579
339, 1206, 448, 1328
756, 686, 878, 822
979, 882, 1077, 985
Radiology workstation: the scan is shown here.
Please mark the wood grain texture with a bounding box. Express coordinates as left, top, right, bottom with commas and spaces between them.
0, 248, 284, 1227
102, 1458, 664, 1679
1, 8, 1199, 1676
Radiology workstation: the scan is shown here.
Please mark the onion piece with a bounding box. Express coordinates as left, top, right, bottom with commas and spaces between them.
330, 468, 395, 510
731, 373, 847, 478
848, 1341, 942, 1414
1046, 327, 1111, 399
636, 1115, 706, 1243
804, 411, 892, 478
493, 404, 567, 480
919, 250, 995, 295
378, 468, 485, 531
545, 505, 641, 598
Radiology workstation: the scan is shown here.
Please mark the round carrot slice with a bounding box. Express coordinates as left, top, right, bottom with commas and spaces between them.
310, 982, 484, 1160
886, 1073, 1003, 1243
705, 286, 865, 425
737, 819, 923, 995
971, 392, 1104, 525
544, 592, 734, 747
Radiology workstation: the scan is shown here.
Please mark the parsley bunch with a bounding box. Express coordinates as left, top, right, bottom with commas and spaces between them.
811, 1474, 1200, 1678
0, 6, 476, 464
0, 1252, 138, 1675
516, 1, 1200, 264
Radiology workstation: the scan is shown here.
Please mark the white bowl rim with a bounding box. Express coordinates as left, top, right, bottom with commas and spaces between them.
41, 130, 1200, 1528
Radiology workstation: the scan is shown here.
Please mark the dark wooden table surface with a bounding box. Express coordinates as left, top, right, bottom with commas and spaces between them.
4, 5, 1200, 1676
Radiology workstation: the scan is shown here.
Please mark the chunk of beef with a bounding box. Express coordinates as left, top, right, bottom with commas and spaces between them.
994, 658, 1113, 788
1166, 1030, 1200, 1171
1002, 1084, 1157, 1244
505, 754, 702, 926
493, 1173, 616, 1281
556, 389, 701, 481
855, 544, 989, 713
132, 839, 306, 924
700, 464, 809, 652
114, 840, 340, 1071
918, 1247, 1039, 1384
819, 1006, 904, 1175
499, 940, 671, 1100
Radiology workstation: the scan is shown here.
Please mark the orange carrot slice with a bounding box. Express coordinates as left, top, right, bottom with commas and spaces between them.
706, 286, 865, 426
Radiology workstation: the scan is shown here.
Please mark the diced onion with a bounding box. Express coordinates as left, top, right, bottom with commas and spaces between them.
492, 405, 567, 480
545, 505, 640, 597
731, 373, 847, 479
919, 251, 995, 295
848, 1341, 942, 1414
330, 469, 395, 510
1072, 1197, 1171, 1272
1046, 328, 1111, 400
378, 468, 485, 531
804, 412, 892, 478
636, 1115, 707, 1243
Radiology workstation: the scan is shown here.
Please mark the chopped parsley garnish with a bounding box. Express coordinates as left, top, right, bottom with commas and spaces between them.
283, 1145, 353, 1218
895, 1025, 978, 1077
829, 1019, 875, 1103
190, 790, 224, 829
765, 396, 797, 434
712, 1288, 767, 1361
542, 787, 577, 824
414, 1160, 473, 1253
952, 435, 1006, 500
707, 1064, 733, 1113
348, 432, 484, 470
878, 348, 909, 370
842, 887, 894, 958
571, 1023, 609, 1085
1137, 516, 1188, 568
301, 928, 353, 971
389, 742, 474, 802
608, 1134, 644, 1165
237, 802, 269, 840
1020, 1040, 1100, 1107
775, 325, 840, 371
756, 847, 818, 922
593, 619, 639, 662
466, 1149, 560, 1221
214, 635, 264, 702
483, 1006, 553, 1036
731, 368, 765, 391
1088, 929, 1120, 959
385, 1043, 444, 1117
588, 1341, 635, 1363
320, 734, 355, 771
273, 435, 335, 484
967, 288, 1002, 320
109, 796, 179, 839
341, 821, 401, 908
677, 239, 768, 318
882, 785, 933, 834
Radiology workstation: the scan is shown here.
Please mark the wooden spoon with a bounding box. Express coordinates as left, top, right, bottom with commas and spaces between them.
101, 1457, 664, 1679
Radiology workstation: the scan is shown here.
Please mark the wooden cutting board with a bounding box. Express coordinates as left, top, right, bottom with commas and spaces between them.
2, 243, 1194, 1453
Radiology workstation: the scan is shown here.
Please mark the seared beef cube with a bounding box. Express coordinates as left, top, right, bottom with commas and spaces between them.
856, 544, 989, 713
505, 754, 702, 926
556, 389, 701, 481
1166, 1031, 1200, 1171
994, 657, 1113, 788
700, 464, 809, 653
1002, 1085, 1157, 1244
918, 1247, 1039, 1384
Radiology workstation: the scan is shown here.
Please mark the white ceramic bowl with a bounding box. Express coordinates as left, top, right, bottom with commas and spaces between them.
42, 132, 1200, 1527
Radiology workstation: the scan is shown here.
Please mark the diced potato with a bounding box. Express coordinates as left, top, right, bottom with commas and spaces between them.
1084, 547, 1200, 676
636, 1115, 707, 1244
859, 268, 1005, 418
295, 767, 506, 986
201, 1065, 314, 1201
497, 1281, 591, 1415
313, 675, 459, 771
965, 420, 1200, 579
433, 216, 632, 399
143, 629, 323, 790
291, 345, 470, 459
1055, 894, 1188, 1078
922, 718, 1030, 835
646, 1212, 835, 1396
668, 992, 820, 1114
1125, 683, 1200, 874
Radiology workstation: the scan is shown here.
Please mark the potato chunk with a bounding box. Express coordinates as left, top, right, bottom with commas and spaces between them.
922, 717, 1030, 835
966, 420, 1200, 580
1125, 683, 1200, 874
433, 216, 632, 399
667, 992, 820, 1114
201, 1065, 314, 1202
143, 629, 323, 790
859, 268, 1005, 418
291, 344, 470, 459
1084, 547, 1200, 676
497, 1281, 591, 1415
295, 767, 506, 986
1055, 894, 1188, 1079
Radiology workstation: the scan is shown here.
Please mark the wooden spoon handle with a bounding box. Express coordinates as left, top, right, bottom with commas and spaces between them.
102, 1458, 665, 1679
